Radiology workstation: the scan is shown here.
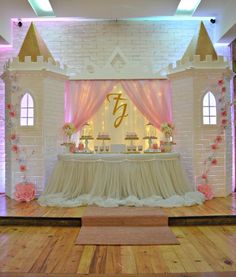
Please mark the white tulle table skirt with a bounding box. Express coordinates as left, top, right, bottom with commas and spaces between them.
38, 153, 205, 207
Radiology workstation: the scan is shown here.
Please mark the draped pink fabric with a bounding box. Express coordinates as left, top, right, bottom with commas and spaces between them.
121, 80, 173, 129
65, 80, 115, 130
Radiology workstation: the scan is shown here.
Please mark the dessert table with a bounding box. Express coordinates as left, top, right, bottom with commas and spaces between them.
38, 153, 205, 207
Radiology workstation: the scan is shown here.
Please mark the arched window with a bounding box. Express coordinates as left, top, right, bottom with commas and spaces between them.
20, 93, 34, 126
203, 91, 217, 125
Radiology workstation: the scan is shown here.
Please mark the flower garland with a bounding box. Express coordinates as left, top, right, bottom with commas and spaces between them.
161, 122, 175, 137
198, 78, 231, 200
1, 74, 36, 201
62, 122, 77, 141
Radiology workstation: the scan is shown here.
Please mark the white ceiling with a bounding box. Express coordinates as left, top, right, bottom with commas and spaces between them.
0, 0, 235, 44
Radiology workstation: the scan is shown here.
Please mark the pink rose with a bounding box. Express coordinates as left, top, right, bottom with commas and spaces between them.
78, 143, 84, 150
197, 184, 214, 200
14, 182, 36, 202
9, 111, 16, 117
221, 110, 227, 117
10, 134, 17, 140
201, 174, 208, 180
152, 143, 158, 149
211, 144, 218, 150
211, 159, 217, 166
215, 136, 222, 143
221, 87, 226, 93
19, 165, 27, 172
11, 145, 19, 153
6, 103, 12, 110
221, 119, 228, 126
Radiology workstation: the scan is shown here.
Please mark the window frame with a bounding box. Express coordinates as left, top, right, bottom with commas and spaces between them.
20, 92, 35, 127
202, 90, 217, 126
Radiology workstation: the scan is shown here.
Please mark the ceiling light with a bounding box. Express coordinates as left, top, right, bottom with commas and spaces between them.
176, 0, 202, 16
28, 0, 54, 16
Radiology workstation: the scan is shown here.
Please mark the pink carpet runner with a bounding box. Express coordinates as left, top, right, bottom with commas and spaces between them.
76, 206, 179, 245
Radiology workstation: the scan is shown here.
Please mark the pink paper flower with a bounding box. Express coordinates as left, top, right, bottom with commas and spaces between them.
215, 136, 223, 143
9, 111, 16, 118
11, 145, 19, 153
6, 103, 12, 110
221, 87, 226, 93
211, 144, 218, 150
14, 182, 36, 202
19, 165, 27, 172
10, 134, 17, 140
197, 184, 214, 200
221, 110, 227, 117
211, 159, 217, 165
221, 119, 228, 126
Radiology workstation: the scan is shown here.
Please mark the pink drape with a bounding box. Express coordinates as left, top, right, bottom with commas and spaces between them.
121, 80, 173, 129
65, 80, 115, 130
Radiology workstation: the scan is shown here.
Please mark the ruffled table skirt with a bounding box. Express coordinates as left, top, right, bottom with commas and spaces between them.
38, 153, 205, 207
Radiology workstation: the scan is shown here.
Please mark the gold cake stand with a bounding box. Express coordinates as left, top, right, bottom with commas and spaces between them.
80, 135, 94, 153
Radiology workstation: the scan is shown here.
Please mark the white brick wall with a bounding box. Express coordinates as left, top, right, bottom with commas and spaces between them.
3, 69, 65, 196
169, 69, 232, 196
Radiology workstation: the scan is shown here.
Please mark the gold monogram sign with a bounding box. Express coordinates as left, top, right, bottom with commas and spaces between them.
106, 93, 128, 128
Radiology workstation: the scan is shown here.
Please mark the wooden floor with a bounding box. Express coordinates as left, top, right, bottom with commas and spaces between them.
1, 194, 236, 275
0, 193, 236, 218
0, 225, 236, 274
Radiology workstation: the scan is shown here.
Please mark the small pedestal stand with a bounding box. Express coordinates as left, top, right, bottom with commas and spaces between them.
80, 135, 94, 153
143, 136, 158, 153
96, 137, 111, 152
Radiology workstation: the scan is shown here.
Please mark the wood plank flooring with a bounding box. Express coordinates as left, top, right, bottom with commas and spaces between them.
0, 193, 236, 218
0, 225, 236, 274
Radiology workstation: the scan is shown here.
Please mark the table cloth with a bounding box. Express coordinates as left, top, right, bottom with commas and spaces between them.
38, 153, 205, 207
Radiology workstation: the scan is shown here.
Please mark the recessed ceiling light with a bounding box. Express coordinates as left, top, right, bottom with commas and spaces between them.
28, 0, 54, 17
176, 0, 202, 16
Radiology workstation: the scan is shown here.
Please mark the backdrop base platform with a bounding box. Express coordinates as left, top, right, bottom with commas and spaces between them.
76, 206, 179, 245
0, 194, 236, 226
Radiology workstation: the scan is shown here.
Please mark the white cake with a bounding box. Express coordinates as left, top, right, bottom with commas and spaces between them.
125, 132, 138, 139
97, 132, 110, 139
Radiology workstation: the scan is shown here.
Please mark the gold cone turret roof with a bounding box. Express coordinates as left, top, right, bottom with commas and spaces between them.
181, 22, 218, 61
18, 22, 55, 63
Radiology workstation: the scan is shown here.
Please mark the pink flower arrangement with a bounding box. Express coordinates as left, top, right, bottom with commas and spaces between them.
161, 122, 175, 137
197, 184, 214, 200
62, 122, 77, 139
19, 165, 27, 172
14, 182, 36, 202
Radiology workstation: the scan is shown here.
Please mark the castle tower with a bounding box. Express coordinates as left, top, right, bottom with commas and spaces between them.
168, 22, 232, 196
1, 23, 67, 197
